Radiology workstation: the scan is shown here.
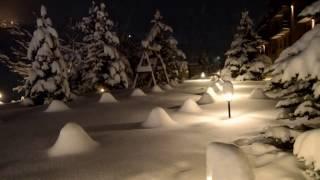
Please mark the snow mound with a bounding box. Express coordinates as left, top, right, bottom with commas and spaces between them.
45, 100, 70, 113
294, 129, 320, 171
179, 99, 202, 113
21, 98, 34, 106
131, 88, 147, 97
198, 93, 215, 105
264, 127, 301, 143
163, 84, 173, 90
152, 85, 164, 93
206, 87, 218, 98
250, 88, 268, 99
48, 122, 99, 157
207, 142, 254, 180
99, 93, 118, 103
142, 107, 177, 128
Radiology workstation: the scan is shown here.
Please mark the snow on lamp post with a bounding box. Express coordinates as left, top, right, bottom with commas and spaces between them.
223, 81, 233, 119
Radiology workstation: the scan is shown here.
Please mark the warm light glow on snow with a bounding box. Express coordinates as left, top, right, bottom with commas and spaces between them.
201, 72, 206, 78
207, 175, 212, 180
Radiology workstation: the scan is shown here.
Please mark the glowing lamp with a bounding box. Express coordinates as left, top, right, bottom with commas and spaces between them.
201, 72, 206, 79
0, 92, 3, 99
223, 81, 234, 118
99, 88, 105, 93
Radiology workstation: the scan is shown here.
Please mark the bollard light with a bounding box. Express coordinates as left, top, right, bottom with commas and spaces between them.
0, 92, 2, 99
201, 72, 206, 79
223, 81, 234, 119
99, 88, 105, 93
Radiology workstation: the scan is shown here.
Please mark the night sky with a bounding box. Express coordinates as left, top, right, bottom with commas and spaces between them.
0, 0, 269, 100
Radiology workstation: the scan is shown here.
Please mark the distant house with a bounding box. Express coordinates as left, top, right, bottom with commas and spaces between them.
258, 0, 317, 61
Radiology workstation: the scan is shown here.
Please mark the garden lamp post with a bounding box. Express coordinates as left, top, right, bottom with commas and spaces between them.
223, 81, 234, 119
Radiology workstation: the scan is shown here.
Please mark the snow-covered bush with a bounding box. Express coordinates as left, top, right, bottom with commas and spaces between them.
265, 25, 320, 120
21, 5, 71, 105
222, 11, 270, 81
294, 129, 320, 179
142, 107, 177, 128
48, 122, 99, 157
79, 1, 130, 92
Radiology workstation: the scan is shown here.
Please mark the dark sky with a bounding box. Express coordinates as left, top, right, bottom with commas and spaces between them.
0, 0, 269, 100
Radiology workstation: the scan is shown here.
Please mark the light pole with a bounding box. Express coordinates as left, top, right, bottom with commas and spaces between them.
223, 81, 234, 119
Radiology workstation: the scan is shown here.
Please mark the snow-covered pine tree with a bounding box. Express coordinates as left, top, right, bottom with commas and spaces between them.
79, 1, 129, 92
22, 5, 71, 105
222, 11, 269, 81
140, 10, 186, 85
0, 25, 32, 79
265, 25, 320, 121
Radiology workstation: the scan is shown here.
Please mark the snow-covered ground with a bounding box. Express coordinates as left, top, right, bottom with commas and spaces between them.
0, 80, 308, 179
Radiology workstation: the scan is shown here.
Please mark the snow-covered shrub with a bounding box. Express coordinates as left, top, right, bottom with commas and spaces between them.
142, 107, 177, 128
265, 25, 320, 120
264, 126, 301, 144
45, 100, 70, 113
294, 129, 320, 179
300, 0, 320, 17
222, 11, 270, 81
99, 92, 118, 103
48, 122, 99, 157
21, 5, 71, 105
79, 1, 130, 92
179, 99, 202, 113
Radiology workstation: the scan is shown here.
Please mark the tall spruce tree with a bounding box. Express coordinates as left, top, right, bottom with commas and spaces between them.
23, 5, 70, 105
80, 1, 129, 92
222, 11, 270, 81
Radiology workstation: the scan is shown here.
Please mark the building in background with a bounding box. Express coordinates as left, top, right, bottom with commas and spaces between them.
258, 0, 317, 61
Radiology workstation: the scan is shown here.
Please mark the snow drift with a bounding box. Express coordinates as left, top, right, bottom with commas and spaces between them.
142, 107, 177, 128
99, 93, 118, 103
207, 142, 254, 180
198, 93, 214, 105
131, 88, 147, 97
48, 122, 99, 157
45, 100, 70, 113
152, 85, 164, 93
163, 84, 173, 90
294, 129, 320, 171
250, 88, 268, 99
21, 98, 34, 106
179, 99, 202, 113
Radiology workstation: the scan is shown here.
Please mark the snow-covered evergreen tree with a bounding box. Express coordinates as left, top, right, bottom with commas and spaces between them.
140, 10, 187, 85
79, 1, 129, 92
0, 25, 32, 79
22, 5, 71, 105
222, 11, 270, 81
265, 25, 320, 121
